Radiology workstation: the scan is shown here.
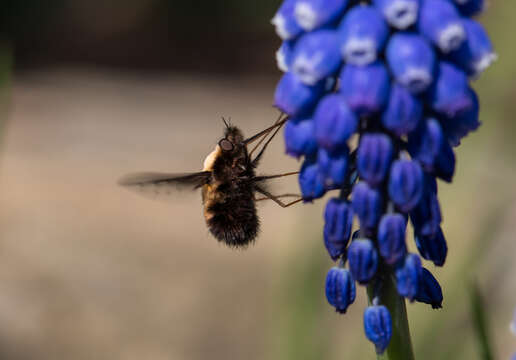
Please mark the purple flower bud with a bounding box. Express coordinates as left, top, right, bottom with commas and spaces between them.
352, 182, 383, 232
415, 227, 448, 266
373, 0, 419, 30
450, 19, 496, 77
284, 117, 318, 158
364, 305, 392, 354
395, 253, 423, 301
382, 84, 423, 136
274, 72, 325, 117
339, 61, 391, 116
338, 5, 389, 65
388, 159, 424, 212
357, 134, 394, 187
299, 158, 326, 201
408, 118, 444, 171
415, 267, 443, 309
440, 87, 480, 147
410, 191, 442, 238
418, 0, 466, 53
348, 239, 379, 284
386, 33, 436, 94
314, 94, 358, 151
276, 40, 296, 72
271, 0, 304, 41
294, 0, 349, 31
325, 267, 356, 313
318, 148, 348, 188
324, 199, 354, 260
453, 0, 484, 17
292, 30, 342, 85
434, 139, 455, 182
378, 213, 407, 265
428, 62, 473, 118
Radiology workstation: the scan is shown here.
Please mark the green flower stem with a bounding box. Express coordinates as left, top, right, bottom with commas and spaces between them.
367, 273, 415, 360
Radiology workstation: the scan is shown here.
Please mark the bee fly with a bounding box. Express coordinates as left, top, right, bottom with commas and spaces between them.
118, 114, 302, 248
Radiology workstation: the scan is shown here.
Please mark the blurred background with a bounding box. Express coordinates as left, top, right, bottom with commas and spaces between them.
0, 1, 514, 359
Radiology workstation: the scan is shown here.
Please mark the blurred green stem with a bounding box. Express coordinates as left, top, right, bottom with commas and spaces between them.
469, 281, 494, 360
367, 274, 415, 360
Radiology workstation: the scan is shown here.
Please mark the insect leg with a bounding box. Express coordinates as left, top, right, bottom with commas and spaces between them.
255, 193, 299, 201
255, 186, 303, 208
253, 171, 300, 182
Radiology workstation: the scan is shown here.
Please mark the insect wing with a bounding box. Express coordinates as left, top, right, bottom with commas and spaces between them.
118, 171, 211, 200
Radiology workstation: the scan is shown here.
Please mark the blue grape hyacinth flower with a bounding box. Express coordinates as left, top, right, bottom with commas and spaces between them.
272, 0, 495, 355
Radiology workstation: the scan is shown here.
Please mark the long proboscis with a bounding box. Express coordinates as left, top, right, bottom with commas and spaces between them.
242, 117, 288, 146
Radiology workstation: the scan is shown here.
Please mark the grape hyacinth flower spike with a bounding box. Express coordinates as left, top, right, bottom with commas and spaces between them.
272, 0, 495, 356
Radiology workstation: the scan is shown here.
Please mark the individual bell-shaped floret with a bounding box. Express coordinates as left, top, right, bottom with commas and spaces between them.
325, 267, 356, 313
395, 253, 423, 301
318, 148, 348, 188
338, 5, 389, 66
314, 94, 358, 151
294, 0, 349, 31
284, 117, 318, 158
440, 87, 480, 147
357, 133, 394, 187
352, 182, 383, 232
418, 0, 466, 53
324, 198, 354, 260
410, 190, 442, 238
450, 19, 496, 77
299, 157, 326, 201
339, 61, 391, 116
415, 226, 448, 266
364, 305, 392, 354
382, 84, 423, 136
377, 213, 407, 265
373, 0, 419, 30
274, 72, 325, 117
276, 40, 296, 72
271, 0, 304, 41
348, 239, 379, 284
434, 139, 456, 182
292, 30, 342, 85
453, 0, 484, 17
386, 33, 436, 94
388, 159, 424, 212
415, 267, 443, 309
428, 62, 473, 118
408, 118, 444, 171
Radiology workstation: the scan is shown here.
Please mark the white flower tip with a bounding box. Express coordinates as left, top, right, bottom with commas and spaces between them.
292, 53, 324, 85
473, 52, 498, 75
276, 48, 289, 72
400, 67, 433, 93
439, 23, 466, 53
342, 38, 377, 66
271, 14, 291, 40
295, 2, 318, 31
385, 1, 418, 30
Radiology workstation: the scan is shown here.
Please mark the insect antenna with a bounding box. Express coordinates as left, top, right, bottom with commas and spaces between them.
221, 116, 232, 128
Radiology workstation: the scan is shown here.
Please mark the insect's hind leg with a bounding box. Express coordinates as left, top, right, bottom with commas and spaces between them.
255, 186, 303, 208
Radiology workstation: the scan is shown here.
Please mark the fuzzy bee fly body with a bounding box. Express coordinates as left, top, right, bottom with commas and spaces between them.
119, 115, 302, 248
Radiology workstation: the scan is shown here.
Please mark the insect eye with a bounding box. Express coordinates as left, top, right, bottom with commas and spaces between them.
219, 139, 234, 152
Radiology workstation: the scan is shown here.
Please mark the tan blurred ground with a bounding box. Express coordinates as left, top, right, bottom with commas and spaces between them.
0, 70, 318, 360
